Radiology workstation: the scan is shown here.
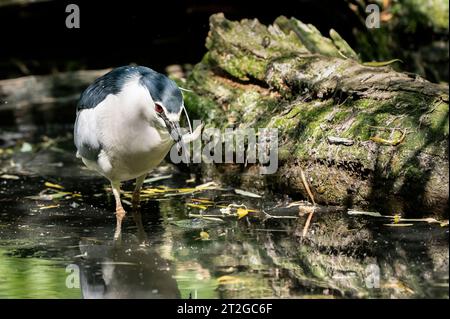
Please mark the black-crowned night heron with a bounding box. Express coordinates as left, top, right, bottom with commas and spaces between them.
74, 65, 201, 240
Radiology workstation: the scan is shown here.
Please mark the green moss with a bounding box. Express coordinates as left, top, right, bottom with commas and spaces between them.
182, 90, 222, 123
205, 14, 308, 81
428, 100, 449, 135
211, 52, 266, 81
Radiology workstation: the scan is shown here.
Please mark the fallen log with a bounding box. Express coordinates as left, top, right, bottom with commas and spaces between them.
181, 13, 449, 218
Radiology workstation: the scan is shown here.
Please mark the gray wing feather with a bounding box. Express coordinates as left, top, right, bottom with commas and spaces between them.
74, 110, 102, 161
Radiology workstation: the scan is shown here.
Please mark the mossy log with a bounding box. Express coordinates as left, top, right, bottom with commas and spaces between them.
181, 13, 449, 218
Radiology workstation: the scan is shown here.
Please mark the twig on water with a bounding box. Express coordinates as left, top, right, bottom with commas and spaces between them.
300, 168, 316, 237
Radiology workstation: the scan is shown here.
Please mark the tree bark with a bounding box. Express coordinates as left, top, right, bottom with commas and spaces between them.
182, 13, 449, 218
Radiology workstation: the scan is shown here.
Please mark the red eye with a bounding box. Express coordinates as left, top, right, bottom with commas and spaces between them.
155, 103, 164, 113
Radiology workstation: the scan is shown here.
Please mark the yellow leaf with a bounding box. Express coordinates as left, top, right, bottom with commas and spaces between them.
195, 182, 219, 190
39, 205, 60, 210
177, 188, 196, 193
199, 231, 210, 240
52, 192, 72, 199
0, 174, 19, 180
45, 182, 64, 189
237, 207, 248, 219
186, 203, 208, 210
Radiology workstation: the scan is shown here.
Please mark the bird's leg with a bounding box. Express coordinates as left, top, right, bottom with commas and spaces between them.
132, 175, 148, 245
132, 175, 146, 210
111, 181, 126, 241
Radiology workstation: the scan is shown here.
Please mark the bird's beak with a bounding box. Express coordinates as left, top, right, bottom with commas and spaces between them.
160, 113, 189, 163
160, 113, 182, 143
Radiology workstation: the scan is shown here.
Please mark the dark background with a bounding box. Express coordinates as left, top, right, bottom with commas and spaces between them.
0, 0, 361, 79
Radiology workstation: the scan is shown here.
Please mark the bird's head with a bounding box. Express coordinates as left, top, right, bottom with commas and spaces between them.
151, 100, 183, 143
139, 69, 184, 144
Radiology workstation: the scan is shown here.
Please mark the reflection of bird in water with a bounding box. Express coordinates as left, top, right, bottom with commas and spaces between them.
77, 238, 180, 299
74, 66, 201, 240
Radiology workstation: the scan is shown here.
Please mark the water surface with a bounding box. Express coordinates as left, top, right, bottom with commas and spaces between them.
0, 128, 448, 299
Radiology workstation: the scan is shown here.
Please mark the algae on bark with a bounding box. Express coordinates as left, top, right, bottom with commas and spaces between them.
181, 13, 449, 218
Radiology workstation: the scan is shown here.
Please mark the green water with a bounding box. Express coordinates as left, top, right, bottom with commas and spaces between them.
0, 249, 81, 298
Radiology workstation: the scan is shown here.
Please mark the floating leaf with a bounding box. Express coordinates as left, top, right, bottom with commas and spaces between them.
177, 187, 197, 193
201, 217, 223, 222
199, 231, 210, 240
143, 174, 173, 184
44, 182, 65, 189
0, 174, 19, 180
234, 189, 262, 198
185, 176, 196, 183
47, 192, 72, 200
391, 216, 447, 225
347, 210, 385, 217
220, 203, 256, 218
26, 191, 71, 201
191, 198, 214, 204
186, 203, 208, 210
39, 205, 60, 210
124, 181, 220, 199
237, 207, 249, 219
141, 188, 168, 195
348, 210, 448, 228
20, 142, 33, 152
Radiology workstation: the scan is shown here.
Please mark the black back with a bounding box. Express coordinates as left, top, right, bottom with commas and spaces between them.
77, 66, 182, 113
